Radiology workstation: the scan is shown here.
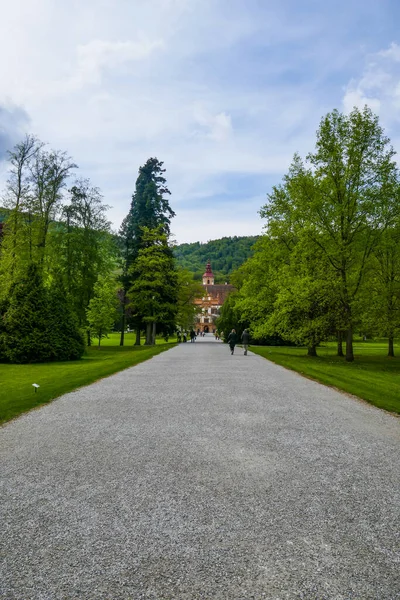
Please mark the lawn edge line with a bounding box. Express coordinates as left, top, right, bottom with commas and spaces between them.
250, 349, 400, 418
1, 344, 177, 427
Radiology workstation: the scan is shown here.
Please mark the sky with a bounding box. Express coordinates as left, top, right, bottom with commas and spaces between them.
1, 0, 400, 243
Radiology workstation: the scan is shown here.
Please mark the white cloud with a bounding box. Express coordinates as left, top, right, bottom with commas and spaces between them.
69, 38, 165, 89
192, 105, 233, 141
343, 43, 400, 120
0, 0, 349, 242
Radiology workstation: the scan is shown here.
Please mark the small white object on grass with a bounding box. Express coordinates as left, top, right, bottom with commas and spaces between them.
32, 383, 40, 393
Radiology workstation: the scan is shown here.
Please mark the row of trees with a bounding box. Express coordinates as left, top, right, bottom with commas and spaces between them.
218, 107, 400, 360
0, 137, 202, 362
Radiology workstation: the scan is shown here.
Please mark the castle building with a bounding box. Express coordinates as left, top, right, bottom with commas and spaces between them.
194, 261, 235, 333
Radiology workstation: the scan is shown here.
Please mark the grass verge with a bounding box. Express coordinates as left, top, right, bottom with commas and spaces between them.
0, 342, 175, 425
250, 342, 400, 415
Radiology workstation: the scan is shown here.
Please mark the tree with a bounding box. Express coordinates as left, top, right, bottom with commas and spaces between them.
261, 107, 399, 361
47, 274, 85, 360
57, 179, 114, 342
363, 222, 400, 356
0, 263, 51, 363
176, 269, 204, 331
128, 227, 178, 345
0, 135, 41, 288
29, 147, 77, 266
86, 275, 119, 346
216, 292, 248, 342
119, 158, 175, 345
230, 235, 285, 342
0, 264, 86, 363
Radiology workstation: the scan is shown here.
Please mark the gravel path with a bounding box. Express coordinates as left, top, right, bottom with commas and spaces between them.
1, 340, 399, 599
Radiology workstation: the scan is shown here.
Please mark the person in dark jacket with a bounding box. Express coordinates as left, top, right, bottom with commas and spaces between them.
241, 329, 250, 355
227, 329, 238, 355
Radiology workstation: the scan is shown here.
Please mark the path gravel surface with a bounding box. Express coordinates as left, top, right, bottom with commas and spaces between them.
1, 338, 399, 599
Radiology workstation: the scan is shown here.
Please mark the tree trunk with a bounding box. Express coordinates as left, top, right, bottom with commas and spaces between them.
337, 330, 344, 357
345, 326, 354, 362
119, 297, 126, 346
145, 323, 152, 345
87, 329, 91, 346
388, 335, 395, 358
151, 321, 157, 345
307, 344, 317, 357
135, 327, 141, 346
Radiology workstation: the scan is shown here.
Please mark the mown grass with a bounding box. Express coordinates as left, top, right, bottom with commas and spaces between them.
98, 332, 177, 346
0, 336, 176, 424
251, 341, 400, 414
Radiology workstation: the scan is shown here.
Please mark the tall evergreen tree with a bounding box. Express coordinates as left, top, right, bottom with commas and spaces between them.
0, 264, 85, 363
0, 263, 51, 363
128, 227, 178, 345
47, 274, 85, 360
119, 158, 175, 345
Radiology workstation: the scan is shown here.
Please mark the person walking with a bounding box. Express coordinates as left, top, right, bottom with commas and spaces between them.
190, 329, 196, 343
227, 329, 238, 355
241, 328, 250, 355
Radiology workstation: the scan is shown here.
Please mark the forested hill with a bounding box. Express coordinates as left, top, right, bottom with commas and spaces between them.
173, 236, 258, 282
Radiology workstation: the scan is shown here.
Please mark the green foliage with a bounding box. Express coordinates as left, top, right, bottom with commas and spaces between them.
129, 227, 178, 342
86, 275, 119, 346
0, 264, 51, 363
216, 293, 249, 341
174, 236, 258, 281
118, 158, 176, 341
232, 106, 400, 361
47, 274, 85, 360
57, 179, 114, 328
0, 264, 84, 363
176, 269, 204, 331
361, 225, 400, 355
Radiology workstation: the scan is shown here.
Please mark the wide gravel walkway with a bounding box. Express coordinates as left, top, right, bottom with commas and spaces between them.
1, 339, 399, 599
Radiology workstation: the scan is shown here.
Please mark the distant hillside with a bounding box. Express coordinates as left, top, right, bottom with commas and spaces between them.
174, 235, 258, 282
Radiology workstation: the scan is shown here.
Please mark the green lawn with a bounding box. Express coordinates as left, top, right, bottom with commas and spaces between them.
0, 336, 176, 424
251, 341, 400, 414
97, 332, 178, 346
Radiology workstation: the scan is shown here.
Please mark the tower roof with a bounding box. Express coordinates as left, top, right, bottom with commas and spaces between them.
203, 260, 214, 278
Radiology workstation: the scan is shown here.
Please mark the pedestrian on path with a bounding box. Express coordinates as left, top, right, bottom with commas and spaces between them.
190, 329, 196, 343
227, 329, 238, 355
241, 329, 250, 355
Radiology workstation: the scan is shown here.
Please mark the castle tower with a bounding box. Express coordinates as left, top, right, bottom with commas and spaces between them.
202, 260, 215, 285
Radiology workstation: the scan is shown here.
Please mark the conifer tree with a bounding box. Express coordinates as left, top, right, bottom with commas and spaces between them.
128, 227, 178, 345
119, 158, 175, 345
0, 263, 51, 363
47, 274, 85, 360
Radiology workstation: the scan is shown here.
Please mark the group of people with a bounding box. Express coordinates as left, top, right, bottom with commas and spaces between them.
177, 328, 250, 355
177, 329, 203, 343
227, 328, 250, 355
